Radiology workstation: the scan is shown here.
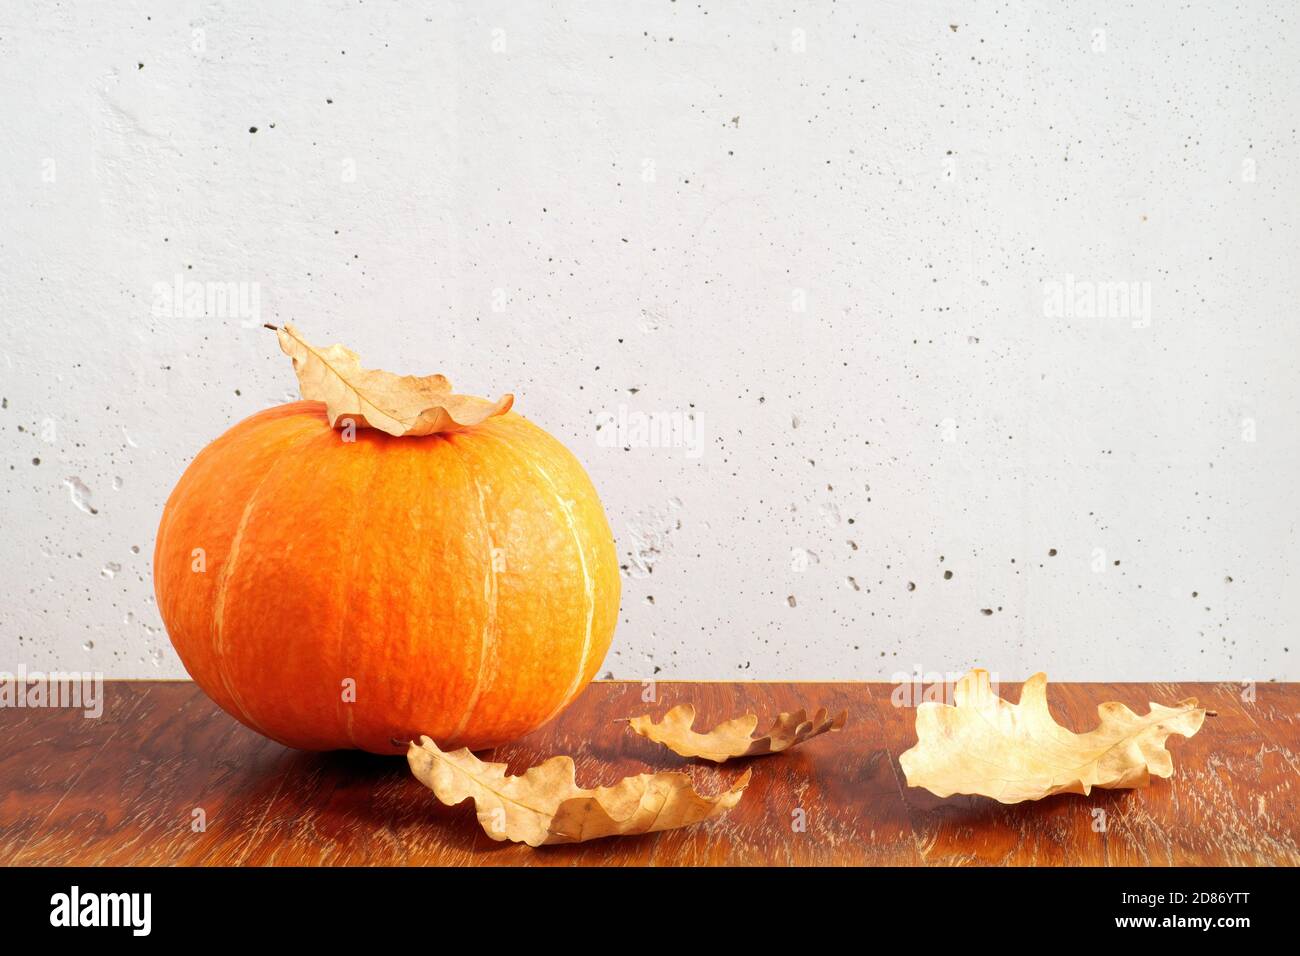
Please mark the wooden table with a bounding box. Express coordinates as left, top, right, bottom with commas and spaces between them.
1, 680, 1296, 866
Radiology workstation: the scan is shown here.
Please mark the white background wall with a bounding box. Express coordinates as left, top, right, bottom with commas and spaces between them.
1, 1, 1297, 682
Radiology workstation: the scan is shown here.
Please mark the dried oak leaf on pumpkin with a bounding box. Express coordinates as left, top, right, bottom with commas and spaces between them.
407, 735, 750, 846
627, 704, 846, 763
899, 669, 1206, 804
275, 323, 512, 437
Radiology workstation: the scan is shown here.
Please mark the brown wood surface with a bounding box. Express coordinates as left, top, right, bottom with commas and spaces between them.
1, 680, 1296, 866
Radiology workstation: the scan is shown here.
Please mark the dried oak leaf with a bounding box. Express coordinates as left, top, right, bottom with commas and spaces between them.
627, 704, 847, 763
276, 323, 512, 437
899, 669, 1206, 803
407, 735, 750, 846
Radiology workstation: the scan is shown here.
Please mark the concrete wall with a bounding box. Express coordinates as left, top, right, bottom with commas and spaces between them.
1, 1, 1296, 681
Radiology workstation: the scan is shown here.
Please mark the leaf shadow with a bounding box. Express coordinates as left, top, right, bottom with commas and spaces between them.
905, 777, 1148, 828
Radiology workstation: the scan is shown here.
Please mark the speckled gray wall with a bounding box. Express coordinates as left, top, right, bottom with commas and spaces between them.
1, 2, 1297, 681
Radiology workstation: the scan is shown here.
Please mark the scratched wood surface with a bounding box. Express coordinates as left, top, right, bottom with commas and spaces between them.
1, 681, 1296, 866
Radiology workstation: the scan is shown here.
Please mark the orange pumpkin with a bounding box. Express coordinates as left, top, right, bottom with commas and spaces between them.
154, 390, 620, 754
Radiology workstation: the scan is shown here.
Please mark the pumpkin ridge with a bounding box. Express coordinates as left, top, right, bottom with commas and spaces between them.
334, 437, 389, 749
446, 422, 592, 734
526, 456, 597, 725
442, 437, 500, 741
209, 422, 322, 738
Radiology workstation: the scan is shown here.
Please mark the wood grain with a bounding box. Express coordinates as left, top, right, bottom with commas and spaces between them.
1, 680, 1296, 866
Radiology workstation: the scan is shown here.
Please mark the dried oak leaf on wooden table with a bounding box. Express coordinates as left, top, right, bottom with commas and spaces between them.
276, 323, 513, 437
627, 704, 847, 763
899, 669, 1206, 803
407, 735, 750, 846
